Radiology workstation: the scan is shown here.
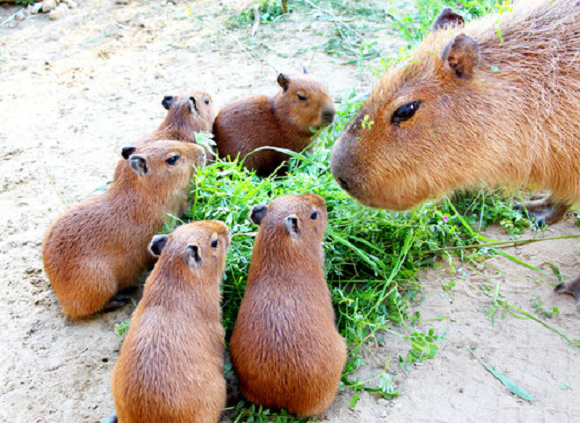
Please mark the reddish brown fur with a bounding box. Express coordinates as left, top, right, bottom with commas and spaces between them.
230, 194, 346, 417
213, 73, 336, 176
42, 141, 206, 318
331, 0, 580, 217
114, 92, 214, 179
142, 91, 215, 144
111, 221, 230, 423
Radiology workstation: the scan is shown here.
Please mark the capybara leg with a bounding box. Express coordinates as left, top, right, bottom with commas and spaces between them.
515, 197, 571, 226
101, 295, 131, 313
555, 278, 580, 314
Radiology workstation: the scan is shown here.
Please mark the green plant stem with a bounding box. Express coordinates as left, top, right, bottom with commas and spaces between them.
426, 234, 580, 254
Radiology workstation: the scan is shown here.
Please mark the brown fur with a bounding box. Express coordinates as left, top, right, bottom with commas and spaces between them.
230, 194, 346, 417
42, 141, 206, 318
213, 72, 336, 176
331, 0, 580, 219
111, 221, 230, 423
146, 91, 215, 145
114, 92, 214, 180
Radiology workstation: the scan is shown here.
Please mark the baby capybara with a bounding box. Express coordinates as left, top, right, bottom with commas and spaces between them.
42, 141, 206, 318
331, 0, 579, 226
213, 70, 336, 176
126, 91, 215, 147
230, 194, 346, 417
111, 221, 230, 423
141, 91, 215, 144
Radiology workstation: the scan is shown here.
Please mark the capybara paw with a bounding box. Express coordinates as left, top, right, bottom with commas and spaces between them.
515, 198, 570, 226
102, 298, 130, 313
555, 279, 580, 299
555, 282, 568, 294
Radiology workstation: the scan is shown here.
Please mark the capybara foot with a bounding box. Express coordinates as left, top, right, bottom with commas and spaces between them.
555, 278, 580, 314
101, 292, 132, 313
515, 197, 571, 226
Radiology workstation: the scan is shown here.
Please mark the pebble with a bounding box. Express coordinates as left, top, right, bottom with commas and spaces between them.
28, 2, 43, 15
15, 10, 26, 21
41, 0, 57, 13
49, 3, 68, 20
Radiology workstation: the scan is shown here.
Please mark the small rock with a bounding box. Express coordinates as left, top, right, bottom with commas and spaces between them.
15, 10, 26, 21
66, 0, 77, 8
28, 2, 43, 14
48, 3, 67, 20
41, 0, 57, 13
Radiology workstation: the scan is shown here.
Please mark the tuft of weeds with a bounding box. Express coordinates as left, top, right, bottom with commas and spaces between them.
387, 0, 510, 45
227, 0, 287, 29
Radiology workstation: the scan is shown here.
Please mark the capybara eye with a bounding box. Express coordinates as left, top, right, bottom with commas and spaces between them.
166, 155, 181, 166
392, 101, 421, 126
211, 238, 218, 248
297, 93, 307, 101
204, 98, 210, 105
310, 211, 318, 220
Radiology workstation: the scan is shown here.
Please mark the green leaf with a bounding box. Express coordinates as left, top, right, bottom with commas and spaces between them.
470, 349, 535, 401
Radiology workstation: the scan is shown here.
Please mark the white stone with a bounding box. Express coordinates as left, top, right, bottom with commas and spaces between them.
28, 2, 43, 14
48, 4, 68, 20
15, 10, 26, 21
41, 0, 57, 13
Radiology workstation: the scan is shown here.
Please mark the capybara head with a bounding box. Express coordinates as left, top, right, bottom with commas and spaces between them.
331, 9, 506, 210
160, 91, 216, 133
148, 220, 230, 278
275, 70, 336, 131
250, 194, 327, 249
119, 140, 206, 191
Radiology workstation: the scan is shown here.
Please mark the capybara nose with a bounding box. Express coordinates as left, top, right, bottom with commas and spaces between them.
322, 109, 335, 124
337, 177, 350, 191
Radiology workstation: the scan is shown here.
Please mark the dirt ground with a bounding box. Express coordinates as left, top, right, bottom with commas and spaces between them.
1, 1, 578, 422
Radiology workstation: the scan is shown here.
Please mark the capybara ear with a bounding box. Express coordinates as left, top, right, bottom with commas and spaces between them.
432, 7, 465, 30
302, 66, 309, 74
149, 234, 169, 257
189, 96, 199, 114
185, 243, 201, 266
277, 73, 291, 91
441, 34, 480, 80
121, 146, 137, 160
130, 155, 148, 176
249, 204, 268, 226
162, 95, 174, 110
284, 214, 299, 238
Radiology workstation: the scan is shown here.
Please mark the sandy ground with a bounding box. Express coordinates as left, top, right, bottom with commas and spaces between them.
0, 1, 578, 422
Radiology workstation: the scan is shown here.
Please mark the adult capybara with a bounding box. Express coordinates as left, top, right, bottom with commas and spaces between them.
230, 194, 346, 417
331, 0, 579, 226
111, 221, 230, 423
213, 70, 336, 176
42, 141, 206, 318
